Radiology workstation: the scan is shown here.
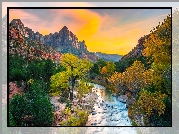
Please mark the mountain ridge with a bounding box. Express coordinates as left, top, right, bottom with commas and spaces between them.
9, 19, 99, 62
95, 52, 122, 62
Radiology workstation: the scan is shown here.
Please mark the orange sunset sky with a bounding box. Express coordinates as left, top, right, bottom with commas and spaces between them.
9, 8, 170, 55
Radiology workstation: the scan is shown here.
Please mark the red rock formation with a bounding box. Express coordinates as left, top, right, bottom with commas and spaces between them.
9, 82, 23, 101
9, 19, 98, 62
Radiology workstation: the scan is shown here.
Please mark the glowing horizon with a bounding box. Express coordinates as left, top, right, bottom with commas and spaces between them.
9, 8, 170, 55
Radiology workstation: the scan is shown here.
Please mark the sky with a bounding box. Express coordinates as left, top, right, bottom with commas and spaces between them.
4, 2, 174, 55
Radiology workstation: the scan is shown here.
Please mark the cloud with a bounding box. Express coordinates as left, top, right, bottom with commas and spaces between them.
85, 12, 169, 55
8, 8, 170, 55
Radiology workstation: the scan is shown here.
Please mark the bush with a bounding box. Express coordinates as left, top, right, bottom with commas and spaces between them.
9, 80, 54, 126
9, 94, 27, 126
65, 100, 72, 110
60, 108, 89, 126
59, 97, 66, 103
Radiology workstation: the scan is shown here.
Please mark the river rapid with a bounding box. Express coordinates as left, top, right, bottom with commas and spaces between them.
85, 83, 136, 133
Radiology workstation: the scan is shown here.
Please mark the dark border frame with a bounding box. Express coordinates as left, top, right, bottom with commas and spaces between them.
7, 6, 172, 127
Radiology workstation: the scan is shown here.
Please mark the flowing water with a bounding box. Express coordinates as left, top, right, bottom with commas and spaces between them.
86, 83, 134, 127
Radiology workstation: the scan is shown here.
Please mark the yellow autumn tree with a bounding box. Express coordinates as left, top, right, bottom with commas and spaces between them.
142, 15, 171, 90
128, 15, 171, 126
109, 60, 153, 98
137, 90, 167, 117
100, 66, 108, 77
50, 53, 93, 100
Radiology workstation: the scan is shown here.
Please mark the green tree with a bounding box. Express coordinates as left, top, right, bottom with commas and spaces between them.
50, 71, 70, 96
105, 61, 116, 77
9, 80, 54, 126
77, 80, 93, 100
51, 53, 93, 101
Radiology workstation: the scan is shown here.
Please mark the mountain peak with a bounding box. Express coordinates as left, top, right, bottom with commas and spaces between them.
10, 19, 23, 24
9, 19, 99, 62
62, 26, 68, 30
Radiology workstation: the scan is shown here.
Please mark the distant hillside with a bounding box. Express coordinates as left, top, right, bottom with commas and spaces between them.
95, 52, 122, 62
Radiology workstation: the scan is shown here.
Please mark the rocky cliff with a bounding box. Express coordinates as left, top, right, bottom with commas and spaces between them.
9, 20, 62, 62
10, 19, 99, 62
120, 35, 150, 61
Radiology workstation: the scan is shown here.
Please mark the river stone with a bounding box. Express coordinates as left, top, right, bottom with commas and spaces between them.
92, 111, 97, 115
92, 122, 97, 126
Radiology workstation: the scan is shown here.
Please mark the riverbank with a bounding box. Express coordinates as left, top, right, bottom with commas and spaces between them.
117, 95, 128, 103
85, 84, 132, 126
50, 90, 99, 126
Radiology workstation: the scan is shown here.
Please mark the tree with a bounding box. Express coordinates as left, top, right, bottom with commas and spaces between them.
100, 66, 108, 77
138, 90, 167, 117
50, 71, 70, 96
96, 59, 106, 73
100, 62, 116, 77
142, 15, 171, 90
127, 15, 171, 126
9, 80, 54, 126
77, 80, 93, 100
51, 53, 93, 101
129, 89, 167, 126
124, 61, 153, 96
109, 60, 153, 98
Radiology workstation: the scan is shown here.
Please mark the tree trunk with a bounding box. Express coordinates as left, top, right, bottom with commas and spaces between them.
70, 66, 76, 101
70, 75, 75, 101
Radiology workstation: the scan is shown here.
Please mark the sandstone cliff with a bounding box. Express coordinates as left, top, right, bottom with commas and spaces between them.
10, 19, 99, 62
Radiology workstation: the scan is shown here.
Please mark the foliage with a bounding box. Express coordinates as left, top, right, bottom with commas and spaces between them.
89, 59, 106, 76
51, 53, 93, 100
77, 80, 93, 100
9, 94, 27, 126
61, 53, 93, 79
126, 15, 171, 126
65, 100, 72, 110
50, 71, 70, 96
142, 14, 171, 90
9, 80, 54, 126
108, 60, 153, 97
60, 107, 89, 126
9, 53, 62, 93
100, 66, 108, 76
9, 54, 27, 82
96, 59, 107, 72
115, 56, 151, 73
137, 90, 167, 117
100, 61, 116, 77
27, 58, 56, 82
27, 78, 34, 85
9, 112, 16, 126
115, 58, 133, 73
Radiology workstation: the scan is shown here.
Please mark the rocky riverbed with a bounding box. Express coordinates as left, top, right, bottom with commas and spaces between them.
85, 83, 133, 127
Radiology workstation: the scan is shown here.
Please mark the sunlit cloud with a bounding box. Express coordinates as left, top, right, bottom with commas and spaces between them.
8, 7, 171, 55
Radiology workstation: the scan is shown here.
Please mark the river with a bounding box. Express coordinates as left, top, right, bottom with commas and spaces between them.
85, 83, 137, 133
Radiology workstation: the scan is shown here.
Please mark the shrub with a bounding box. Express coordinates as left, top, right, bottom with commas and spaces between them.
9, 80, 54, 126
